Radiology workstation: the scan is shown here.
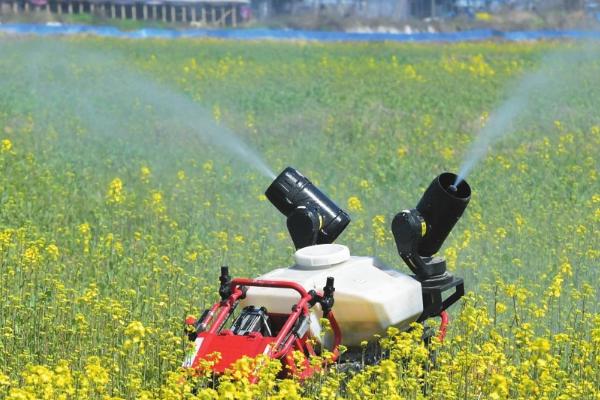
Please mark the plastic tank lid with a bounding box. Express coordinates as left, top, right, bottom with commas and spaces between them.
294, 244, 350, 269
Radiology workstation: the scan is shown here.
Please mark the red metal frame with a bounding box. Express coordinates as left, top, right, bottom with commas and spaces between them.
437, 311, 449, 342
185, 277, 342, 381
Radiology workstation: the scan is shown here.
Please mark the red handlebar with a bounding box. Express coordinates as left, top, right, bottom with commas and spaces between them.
230, 278, 311, 298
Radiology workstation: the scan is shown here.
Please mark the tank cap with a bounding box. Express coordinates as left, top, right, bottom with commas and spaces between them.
294, 244, 350, 269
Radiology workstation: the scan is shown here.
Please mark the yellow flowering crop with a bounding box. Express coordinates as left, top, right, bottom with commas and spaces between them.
1, 138, 12, 152
0, 37, 598, 400
107, 177, 126, 204
347, 196, 363, 212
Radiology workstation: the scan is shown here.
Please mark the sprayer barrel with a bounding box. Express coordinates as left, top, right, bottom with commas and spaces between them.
416, 172, 471, 257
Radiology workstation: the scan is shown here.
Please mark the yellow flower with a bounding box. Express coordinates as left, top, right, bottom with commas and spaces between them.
150, 191, 166, 215
84, 356, 109, 390
106, 178, 125, 204
490, 373, 509, 398
78, 222, 90, 236
372, 215, 388, 246
403, 64, 422, 81
495, 227, 507, 240
23, 246, 41, 266
114, 241, 124, 256
1, 139, 12, 152
560, 260, 573, 277
78, 223, 92, 254
45, 244, 59, 261
125, 321, 146, 340
140, 166, 151, 183
124, 321, 146, 353
0, 371, 10, 386
554, 120, 563, 130
233, 234, 245, 244
531, 337, 551, 353
347, 196, 363, 212
495, 302, 507, 314
440, 146, 455, 161
396, 146, 408, 158
444, 246, 457, 269
547, 273, 564, 298
515, 213, 526, 230
469, 54, 495, 77
372, 215, 384, 226
185, 250, 198, 262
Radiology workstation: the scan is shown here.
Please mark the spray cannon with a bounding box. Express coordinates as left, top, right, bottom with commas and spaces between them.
392, 172, 470, 321
183, 168, 471, 380
265, 167, 351, 249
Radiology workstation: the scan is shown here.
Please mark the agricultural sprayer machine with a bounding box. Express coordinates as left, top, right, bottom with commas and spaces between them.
183, 167, 471, 380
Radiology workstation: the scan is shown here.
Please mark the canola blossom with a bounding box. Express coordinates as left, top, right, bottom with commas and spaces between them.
0, 37, 599, 399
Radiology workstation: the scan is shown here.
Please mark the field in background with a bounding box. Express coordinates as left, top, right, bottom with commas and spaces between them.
0, 37, 599, 399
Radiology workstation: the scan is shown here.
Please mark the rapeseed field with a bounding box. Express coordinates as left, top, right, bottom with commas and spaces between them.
0, 37, 598, 399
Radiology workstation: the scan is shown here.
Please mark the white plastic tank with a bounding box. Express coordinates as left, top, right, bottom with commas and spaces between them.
239, 244, 423, 347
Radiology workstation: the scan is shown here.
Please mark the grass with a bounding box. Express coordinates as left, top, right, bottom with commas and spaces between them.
0, 36, 598, 399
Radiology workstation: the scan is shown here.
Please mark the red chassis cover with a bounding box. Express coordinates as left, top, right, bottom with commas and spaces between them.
187, 331, 276, 373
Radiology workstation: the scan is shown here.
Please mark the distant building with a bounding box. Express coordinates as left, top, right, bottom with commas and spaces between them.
0, 0, 250, 26
409, 0, 455, 18
253, 0, 456, 20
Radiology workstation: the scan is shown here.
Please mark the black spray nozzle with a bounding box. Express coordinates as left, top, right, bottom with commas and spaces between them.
416, 172, 471, 257
265, 167, 350, 249
392, 172, 471, 278
392, 172, 470, 320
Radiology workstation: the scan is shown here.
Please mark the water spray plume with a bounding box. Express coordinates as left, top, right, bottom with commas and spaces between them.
454, 43, 600, 186
4, 38, 276, 180
455, 92, 530, 185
